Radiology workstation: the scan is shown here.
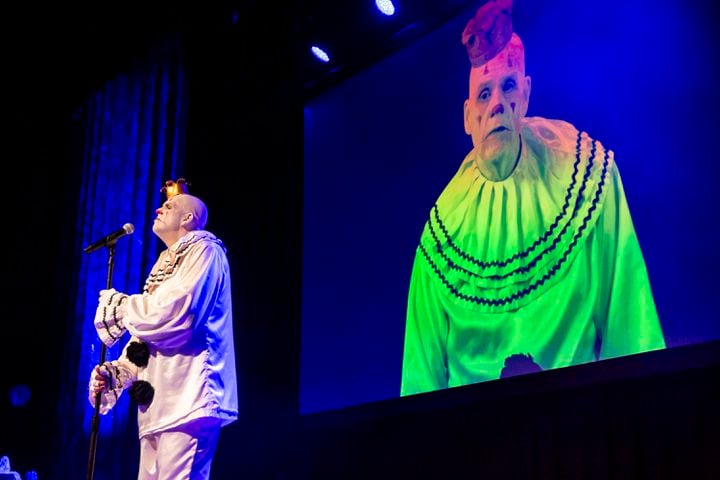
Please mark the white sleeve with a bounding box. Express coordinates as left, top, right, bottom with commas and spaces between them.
93, 288, 129, 347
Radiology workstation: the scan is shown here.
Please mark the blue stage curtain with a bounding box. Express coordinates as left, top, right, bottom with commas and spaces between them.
55, 40, 187, 480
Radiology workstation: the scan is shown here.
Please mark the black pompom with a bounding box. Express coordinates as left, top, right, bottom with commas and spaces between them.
129, 380, 155, 406
127, 341, 150, 368
500, 353, 543, 379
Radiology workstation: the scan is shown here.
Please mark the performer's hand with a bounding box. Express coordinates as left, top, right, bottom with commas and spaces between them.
87, 362, 121, 412
90, 365, 110, 395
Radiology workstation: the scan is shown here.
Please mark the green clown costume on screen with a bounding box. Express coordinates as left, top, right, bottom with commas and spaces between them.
400, 0, 665, 396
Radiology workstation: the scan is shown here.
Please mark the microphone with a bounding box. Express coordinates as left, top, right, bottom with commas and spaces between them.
83, 223, 135, 254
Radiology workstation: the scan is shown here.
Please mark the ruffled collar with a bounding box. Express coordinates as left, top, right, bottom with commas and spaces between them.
418, 117, 612, 312
168, 230, 222, 255
143, 230, 225, 294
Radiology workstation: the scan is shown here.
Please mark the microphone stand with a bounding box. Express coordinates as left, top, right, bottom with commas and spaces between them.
86, 243, 117, 480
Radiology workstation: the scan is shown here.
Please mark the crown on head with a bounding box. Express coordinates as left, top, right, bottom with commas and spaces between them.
160, 178, 191, 200
462, 0, 514, 68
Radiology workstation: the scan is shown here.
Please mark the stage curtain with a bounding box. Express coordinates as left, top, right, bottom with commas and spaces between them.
54, 38, 187, 480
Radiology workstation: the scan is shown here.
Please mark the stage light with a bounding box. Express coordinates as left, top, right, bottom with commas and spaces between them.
375, 0, 395, 16
311, 46, 330, 63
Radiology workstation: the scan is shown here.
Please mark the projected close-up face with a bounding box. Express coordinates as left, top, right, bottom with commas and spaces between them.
464, 33, 530, 172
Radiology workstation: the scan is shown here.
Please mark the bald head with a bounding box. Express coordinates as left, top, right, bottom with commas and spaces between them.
153, 193, 209, 247
175, 194, 209, 230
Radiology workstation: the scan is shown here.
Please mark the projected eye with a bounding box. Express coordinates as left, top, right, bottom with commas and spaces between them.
479, 88, 491, 101
502, 78, 517, 93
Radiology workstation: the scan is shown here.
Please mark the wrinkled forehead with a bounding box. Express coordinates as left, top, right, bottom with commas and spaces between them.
469, 33, 525, 89
164, 194, 191, 211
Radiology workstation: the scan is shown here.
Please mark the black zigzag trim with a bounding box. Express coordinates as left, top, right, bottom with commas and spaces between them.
101, 308, 123, 341
143, 233, 225, 293
100, 306, 116, 341
434, 132, 590, 272
421, 148, 609, 306
429, 138, 598, 281
100, 291, 126, 341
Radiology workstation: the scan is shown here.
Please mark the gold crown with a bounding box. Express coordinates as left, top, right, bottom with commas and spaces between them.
160, 178, 191, 200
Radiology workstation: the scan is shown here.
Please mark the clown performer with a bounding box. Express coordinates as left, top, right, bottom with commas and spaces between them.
88, 179, 238, 479
401, 0, 665, 396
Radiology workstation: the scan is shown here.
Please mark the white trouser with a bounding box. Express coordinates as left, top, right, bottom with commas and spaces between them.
138, 417, 222, 480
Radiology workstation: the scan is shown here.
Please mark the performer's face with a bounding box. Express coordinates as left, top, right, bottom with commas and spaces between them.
464, 40, 530, 162
153, 195, 190, 236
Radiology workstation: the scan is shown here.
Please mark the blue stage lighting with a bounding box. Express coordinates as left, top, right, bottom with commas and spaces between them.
9, 384, 31, 407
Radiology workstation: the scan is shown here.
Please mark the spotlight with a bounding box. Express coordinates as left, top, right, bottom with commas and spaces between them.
311, 46, 330, 63
375, 0, 395, 16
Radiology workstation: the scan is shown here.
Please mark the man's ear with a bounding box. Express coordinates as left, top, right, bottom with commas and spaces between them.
182, 213, 194, 227
463, 99, 472, 135
519, 75, 532, 117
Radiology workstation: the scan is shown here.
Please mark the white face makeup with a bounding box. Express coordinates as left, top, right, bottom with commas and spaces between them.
153, 195, 189, 238
463, 34, 530, 178
152, 193, 208, 246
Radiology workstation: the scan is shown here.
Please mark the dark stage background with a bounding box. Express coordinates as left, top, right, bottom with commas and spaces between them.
3, 1, 719, 479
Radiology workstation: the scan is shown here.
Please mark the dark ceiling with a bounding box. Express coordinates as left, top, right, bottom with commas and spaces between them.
10, 2, 191, 113
298, 0, 477, 100
10, 1, 479, 110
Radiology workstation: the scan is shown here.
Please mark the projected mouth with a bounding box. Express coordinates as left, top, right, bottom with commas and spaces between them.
486, 126, 510, 139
